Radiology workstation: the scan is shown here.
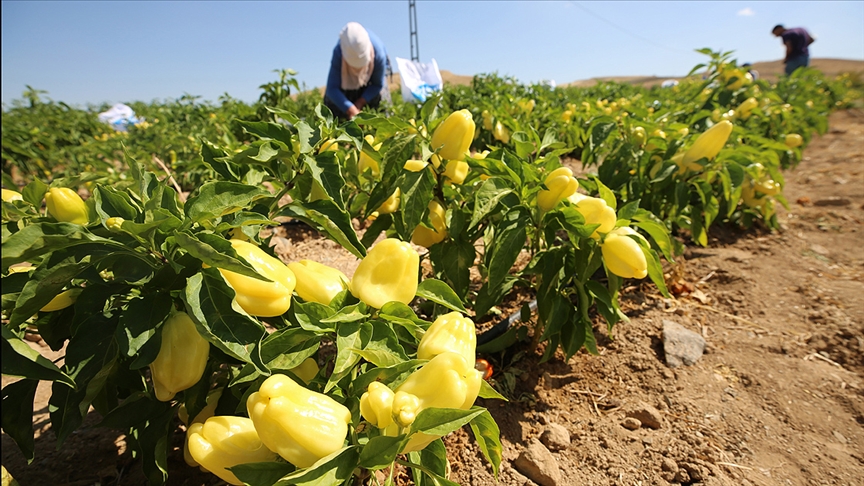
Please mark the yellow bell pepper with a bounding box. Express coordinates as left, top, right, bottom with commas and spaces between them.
351, 238, 419, 309
680, 120, 733, 169
431, 110, 475, 161
318, 139, 338, 153
360, 381, 395, 429
150, 312, 210, 402
376, 188, 401, 215
481, 110, 494, 131
394, 351, 483, 452
417, 311, 476, 366
288, 357, 319, 384
181, 388, 224, 467
39, 288, 83, 312
601, 227, 648, 279
1, 188, 23, 202
286, 260, 349, 305
537, 167, 579, 212
571, 197, 617, 240
411, 200, 448, 248
404, 159, 429, 172
560, 110, 573, 123
187, 416, 277, 485
785, 134, 803, 148
247, 374, 351, 468
216, 239, 296, 317
105, 217, 125, 232
492, 121, 510, 144
443, 160, 469, 185
45, 187, 89, 225
358, 135, 383, 177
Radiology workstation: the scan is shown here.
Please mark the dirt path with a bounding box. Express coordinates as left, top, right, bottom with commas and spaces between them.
2, 110, 863, 486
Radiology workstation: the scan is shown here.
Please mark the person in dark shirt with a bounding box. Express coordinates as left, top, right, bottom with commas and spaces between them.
324, 22, 388, 120
772, 25, 815, 75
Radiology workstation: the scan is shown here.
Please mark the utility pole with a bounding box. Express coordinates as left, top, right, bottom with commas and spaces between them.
409, 0, 419, 62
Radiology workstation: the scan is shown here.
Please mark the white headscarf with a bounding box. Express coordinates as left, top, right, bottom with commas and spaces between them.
339, 22, 375, 90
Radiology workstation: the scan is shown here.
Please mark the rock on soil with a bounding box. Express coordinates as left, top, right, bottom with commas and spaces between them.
513, 440, 561, 486
621, 417, 642, 430
539, 423, 570, 451
625, 402, 663, 429
662, 319, 706, 368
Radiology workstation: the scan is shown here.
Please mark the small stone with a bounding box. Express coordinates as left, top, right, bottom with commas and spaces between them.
661, 457, 678, 472
621, 417, 642, 430
813, 197, 851, 207
662, 320, 706, 368
513, 440, 562, 486
673, 469, 691, 483
540, 423, 571, 451
626, 403, 663, 429
832, 431, 847, 444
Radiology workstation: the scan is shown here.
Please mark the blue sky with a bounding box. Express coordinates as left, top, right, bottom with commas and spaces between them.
2, 1, 863, 107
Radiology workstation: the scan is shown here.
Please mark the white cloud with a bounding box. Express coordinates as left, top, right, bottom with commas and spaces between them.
737, 7, 755, 16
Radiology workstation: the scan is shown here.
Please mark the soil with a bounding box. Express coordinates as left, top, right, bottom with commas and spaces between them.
3, 109, 863, 486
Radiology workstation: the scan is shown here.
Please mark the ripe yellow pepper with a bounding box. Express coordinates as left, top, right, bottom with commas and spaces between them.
187, 416, 277, 485
351, 238, 419, 309
216, 239, 296, 317
570, 196, 617, 240
481, 110, 494, 131
45, 187, 89, 225
601, 227, 648, 279
247, 374, 351, 468
150, 312, 210, 402
431, 110, 475, 161
679, 120, 733, 171
493, 121, 510, 144
318, 139, 338, 153
181, 388, 224, 467
2, 188, 23, 202
560, 110, 573, 123
517, 99, 535, 113
360, 381, 395, 429
443, 160, 469, 185
376, 188, 401, 215
39, 288, 83, 312
394, 352, 483, 452
288, 357, 320, 384
358, 135, 383, 177
785, 134, 803, 148
286, 260, 349, 305
404, 159, 429, 172
537, 167, 579, 212
105, 217, 125, 232
417, 311, 476, 366
411, 200, 448, 248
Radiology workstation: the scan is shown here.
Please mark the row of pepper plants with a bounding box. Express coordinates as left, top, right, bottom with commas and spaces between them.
2, 49, 858, 485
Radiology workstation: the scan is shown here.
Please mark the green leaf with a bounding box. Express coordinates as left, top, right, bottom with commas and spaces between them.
174, 231, 271, 282
416, 279, 467, 313
274, 200, 365, 258
184, 182, 271, 223
408, 439, 452, 486
1, 325, 75, 387
231, 461, 296, 486
275, 446, 360, 486
592, 175, 617, 210
136, 402, 175, 485
477, 325, 527, 354
409, 407, 485, 437
358, 435, 408, 470
182, 269, 267, 370
201, 139, 240, 181
397, 165, 436, 241
326, 321, 371, 392
632, 220, 675, 262
1, 222, 138, 270
428, 240, 474, 300
1, 379, 39, 463
487, 207, 530, 291
116, 293, 173, 359
511, 131, 535, 158
478, 380, 508, 401
22, 179, 48, 208
304, 152, 345, 207
633, 235, 671, 298
470, 178, 514, 229
351, 322, 408, 368
292, 301, 337, 332
468, 409, 503, 479
92, 185, 140, 221
319, 303, 369, 324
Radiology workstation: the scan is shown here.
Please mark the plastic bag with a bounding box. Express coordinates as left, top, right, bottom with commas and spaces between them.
395, 57, 443, 103
97, 103, 141, 132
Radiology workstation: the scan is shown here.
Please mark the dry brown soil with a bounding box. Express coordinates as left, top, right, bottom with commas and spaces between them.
3, 110, 863, 486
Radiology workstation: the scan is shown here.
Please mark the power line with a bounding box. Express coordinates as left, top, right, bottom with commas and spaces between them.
573, 2, 690, 55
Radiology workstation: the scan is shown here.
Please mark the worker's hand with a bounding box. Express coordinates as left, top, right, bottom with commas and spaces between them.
346, 104, 361, 119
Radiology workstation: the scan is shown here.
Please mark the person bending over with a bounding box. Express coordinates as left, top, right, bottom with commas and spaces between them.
324, 22, 388, 120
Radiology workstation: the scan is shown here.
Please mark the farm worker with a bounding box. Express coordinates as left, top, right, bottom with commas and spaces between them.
771, 24, 815, 75
324, 22, 389, 120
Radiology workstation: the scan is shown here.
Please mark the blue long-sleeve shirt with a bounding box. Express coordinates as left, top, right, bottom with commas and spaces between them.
325, 29, 387, 116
